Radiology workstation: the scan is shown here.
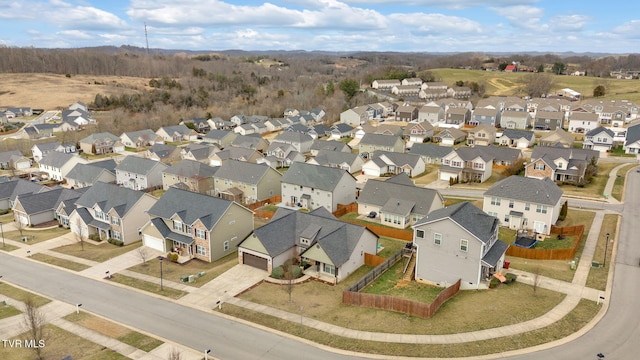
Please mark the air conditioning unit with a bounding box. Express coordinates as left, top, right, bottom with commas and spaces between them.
188, 275, 195, 283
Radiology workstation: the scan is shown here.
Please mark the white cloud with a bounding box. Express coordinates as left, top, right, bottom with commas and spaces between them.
490, 5, 544, 29
57, 30, 93, 39
338, 0, 537, 9
389, 12, 483, 35
612, 20, 640, 38
549, 15, 589, 32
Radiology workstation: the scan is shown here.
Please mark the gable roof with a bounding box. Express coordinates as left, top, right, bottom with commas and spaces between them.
75, 181, 148, 217
147, 143, 178, 159
281, 162, 352, 191
164, 159, 218, 178
38, 152, 78, 168
409, 143, 454, 159
358, 173, 442, 216
0, 179, 47, 202
501, 129, 534, 140
626, 123, 640, 145
414, 201, 498, 243
539, 128, 574, 144
485, 176, 563, 206
16, 187, 85, 215
121, 129, 157, 141
310, 140, 351, 153
311, 150, 359, 167
530, 146, 599, 163
146, 187, 238, 230
273, 131, 314, 144
214, 159, 275, 184
65, 159, 117, 183
586, 126, 615, 138
360, 133, 403, 147
372, 150, 423, 169
80, 132, 120, 143
116, 156, 168, 174
454, 146, 494, 162
33, 141, 62, 152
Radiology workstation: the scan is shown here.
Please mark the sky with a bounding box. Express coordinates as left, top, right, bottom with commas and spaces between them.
0, 0, 637, 54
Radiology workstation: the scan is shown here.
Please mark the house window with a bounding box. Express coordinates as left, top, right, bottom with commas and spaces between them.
508, 200, 514, 209
451, 161, 461, 167
111, 217, 121, 225
525, 203, 530, 211
534, 162, 545, 170
323, 263, 336, 276
300, 237, 310, 245
460, 239, 468, 252
434, 233, 442, 245
196, 245, 206, 256
491, 197, 501, 206
223, 241, 229, 251
536, 205, 548, 214
416, 229, 425, 239
504, 214, 510, 222
112, 231, 121, 240
196, 229, 206, 239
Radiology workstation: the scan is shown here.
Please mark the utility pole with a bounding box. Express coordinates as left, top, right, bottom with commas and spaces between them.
144, 23, 150, 56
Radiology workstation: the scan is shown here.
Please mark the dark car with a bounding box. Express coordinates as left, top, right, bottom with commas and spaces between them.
367, 211, 377, 218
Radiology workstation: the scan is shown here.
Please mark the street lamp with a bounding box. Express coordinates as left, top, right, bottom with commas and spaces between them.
204, 349, 211, 360
158, 256, 164, 291
603, 232, 611, 267
0, 221, 4, 248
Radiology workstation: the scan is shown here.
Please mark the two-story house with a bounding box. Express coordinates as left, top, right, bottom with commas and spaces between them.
412, 201, 509, 290
418, 105, 445, 125
38, 152, 88, 182
498, 129, 535, 149
538, 128, 575, 148
624, 123, 640, 154
466, 124, 497, 146
402, 121, 434, 143
120, 129, 162, 149
213, 160, 282, 204
31, 141, 76, 163
567, 112, 600, 134
470, 107, 500, 126
306, 150, 364, 173
155, 125, 199, 143
433, 128, 466, 146
583, 126, 615, 152
500, 110, 531, 129
408, 143, 455, 164
162, 159, 218, 195
145, 143, 182, 164
362, 151, 426, 178
439, 147, 493, 183
78, 132, 124, 155
141, 187, 254, 262
525, 146, 599, 184
201, 129, 238, 147
68, 182, 158, 244
483, 176, 563, 236
64, 159, 117, 189
115, 156, 168, 191
358, 134, 405, 158
281, 162, 356, 212
533, 111, 564, 131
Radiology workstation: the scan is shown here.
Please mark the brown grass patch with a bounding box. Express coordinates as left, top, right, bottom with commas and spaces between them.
65, 311, 130, 338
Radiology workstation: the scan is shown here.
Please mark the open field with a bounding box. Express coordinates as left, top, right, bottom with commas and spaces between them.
0, 73, 150, 110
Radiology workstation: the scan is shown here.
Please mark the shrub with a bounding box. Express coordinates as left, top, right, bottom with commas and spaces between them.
289, 265, 302, 278
168, 252, 179, 262
271, 266, 284, 279
505, 273, 518, 284
107, 238, 124, 246
489, 277, 501, 289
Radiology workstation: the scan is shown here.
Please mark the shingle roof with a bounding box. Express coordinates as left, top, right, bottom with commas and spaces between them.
38, 152, 77, 168
281, 162, 352, 191
80, 132, 120, 143
454, 147, 494, 162
75, 181, 147, 217
484, 175, 563, 206
530, 146, 599, 163
310, 140, 350, 153
409, 143, 454, 159
586, 126, 615, 138
501, 129, 534, 140
146, 187, 235, 230
33, 141, 61, 152
358, 173, 442, 216
360, 133, 402, 147
0, 179, 47, 202
214, 159, 274, 184
273, 131, 313, 144
147, 144, 177, 159
115, 156, 167, 174
164, 159, 218, 178
414, 201, 498, 243
626, 123, 640, 145
65, 160, 116, 184
372, 151, 422, 169
16, 187, 84, 215
311, 150, 358, 167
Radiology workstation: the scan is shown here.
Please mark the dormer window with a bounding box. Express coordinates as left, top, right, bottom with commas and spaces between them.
300, 237, 310, 246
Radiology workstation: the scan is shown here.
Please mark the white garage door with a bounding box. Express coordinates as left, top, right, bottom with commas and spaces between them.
439, 170, 458, 181
143, 234, 165, 252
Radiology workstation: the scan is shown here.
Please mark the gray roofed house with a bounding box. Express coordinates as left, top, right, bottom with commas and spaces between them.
201, 129, 237, 147
213, 159, 282, 204
119, 129, 161, 148
471, 145, 523, 166
13, 187, 85, 227
358, 133, 405, 156
38, 152, 88, 182
31, 141, 76, 162
362, 150, 426, 178
162, 159, 218, 194
115, 156, 168, 191
412, 201, 508, 289
433, 128, 466, 146
408, 143, 454, 164
65, 159, 117, 188
526, 146, 599, 184
145, 143, 181, 163
624, 123, 640, 154
439, 147, 494, 183
309, 140, 351, 156
230, 134, 269, 152
155, 124, 198, 142
281, 162, 356, 212
68, 181, 158, 244
181, 143, 220, 163
483, 176, 563, 235
208, 146, 264, 166
306, 150, 364, 173
357, 173, 444, 228
0, 149, 31, 170
238, 207, 378, 283
271, 131, 314, 153
0, 179, 48, 211
140, 187, 254, 262
498, 129, 535, 148
583, 126, 615, 152
78, 132, 124, 155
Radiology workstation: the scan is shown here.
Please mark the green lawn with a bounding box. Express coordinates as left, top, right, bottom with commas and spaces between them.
376, 237, 407, 258
127, 252, 238, 288
0, 303, 21, 319
2, 227, 70, 245
52, 241, 141, 263
0, 283, 51, 307
363, 260, 443, 303
561, 162, 617, 198
0, 243, 20, 252
586, 214, 619, 291
107, 274, 187, 299
611, 164, 638, 201
30, 253, 91, 271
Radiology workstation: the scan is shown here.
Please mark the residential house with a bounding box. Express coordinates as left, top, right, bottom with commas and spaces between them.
233, 123, 257, 136
391, 85, 420, 97
439, 147, 493, 183
181, 143, 220, 163
39, 153, 88, 182
412, 201, 509, 290
115, 156, 168, 191
65, 159, 117, 189
213, 160, 282, 204
533, 111, 564, 131
146, 143, 181, 164
309, 140, 351, 156
447, 86, 472, 99
263, 142, 304, 168
372, 79, 401, 90
24, 124, 59, 139
238, 207, 378, 283
483, 176, 563, 236
329, 123, 355, 139
271, 131, 314, 153
68, 182, 158, 244
358, 134, 405, 158
466, 124, 497, 146
120, 129, 161, 149
209, 146, 264, 167
155, 125, 198, 142
78, 132, 124, 155
568, 112, 600, 134
443, 107, 471, 127
498, 129, 535, 148
230, 134, 269, 152
624, 123, 640, 154
13, 187, 85, 227
583, 127, 615, 152
525, 146, 599, 184
395, 105, 419, 122
402, 78, 423, 86
357, 173, 444, 229
470, 107, 501, 126
201, 129, 238, 147
419, 88, 448, 101
141, 187, 254, 262
0, 150, 31, 170
307, 124, 331, 139
0, 179, 47, 211
340, 106, 372, 126
472, 145, 523, 167
418, 105, 445, 126
356, 124, 404, 138
306, 150, 364, 173
500, 110, 531, 129
180, 118, 210, 133
162, 159, 218, 195
403, 122, 434, 144
408, 143, 454, 164
538, 128, 575, 148
281, 162, 356, 212
434, 128, 466, 146
207, 117, 235, 131
362, 151, 426, 178
31, 141, 76, 162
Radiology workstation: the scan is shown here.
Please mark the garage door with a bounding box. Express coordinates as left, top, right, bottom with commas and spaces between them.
143, 234, 165, 252
243, 252, 268, 271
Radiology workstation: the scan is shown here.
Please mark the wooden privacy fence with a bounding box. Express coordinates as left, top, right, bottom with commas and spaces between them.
339, 219, 413, 241
506, 225, 584, 260
247, 195, 282, 211
332, 203, 358, 218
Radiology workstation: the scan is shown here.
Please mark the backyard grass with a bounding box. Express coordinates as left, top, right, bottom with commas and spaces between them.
52, 241, 141, 263
586, 214, 619, 291
611, 163, 638, 201
107, 274, 187, 299
0, 283, 51, 307
30, 252, 91, 271
339, 212, 413, 232
0, 324, 127, 360
64, 311, 163, 352
127, 252, 238, 288
238, 265, 564, 335
2, 227, 70, 245
0, 303, 21, 319
363, 261, 443, 303
220, 297, 599, 358
376, 237, 406, 258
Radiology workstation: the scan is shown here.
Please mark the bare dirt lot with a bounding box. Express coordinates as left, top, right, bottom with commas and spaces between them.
0, 73, 149, 110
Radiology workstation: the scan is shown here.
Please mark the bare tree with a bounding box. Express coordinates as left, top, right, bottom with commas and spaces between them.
22, 296, 47, 360
137, 247, 149, 266
15, 217, 25, 240
532, 267, 541, 296
73, 217, 86, 250
167, 347, 182, 360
